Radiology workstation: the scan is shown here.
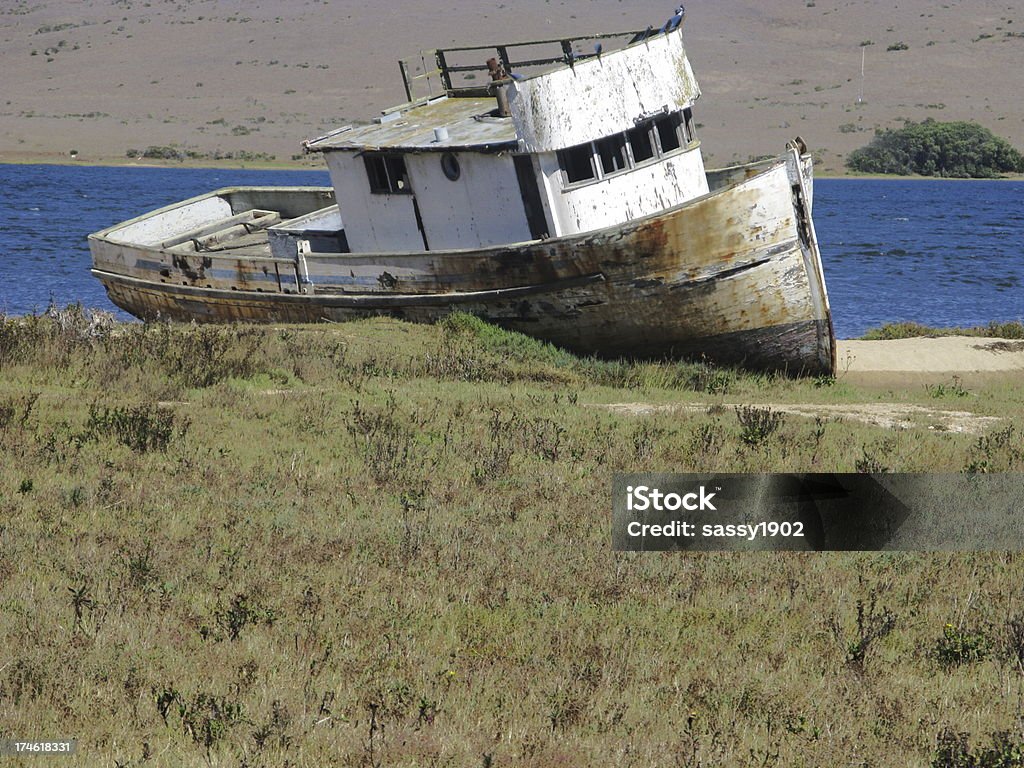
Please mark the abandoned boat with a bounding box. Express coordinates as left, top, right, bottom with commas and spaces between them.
89, 20, 835, 374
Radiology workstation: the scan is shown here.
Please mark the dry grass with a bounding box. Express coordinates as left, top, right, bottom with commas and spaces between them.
2, 308, 1024, 766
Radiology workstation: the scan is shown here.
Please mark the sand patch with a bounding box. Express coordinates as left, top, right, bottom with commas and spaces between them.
836, 336, 1024, 373
595, 401, 1001, 434
833, 336, 1024, 390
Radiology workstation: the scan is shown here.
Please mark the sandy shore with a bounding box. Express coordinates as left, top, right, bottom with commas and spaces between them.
837, 336, 1024, 387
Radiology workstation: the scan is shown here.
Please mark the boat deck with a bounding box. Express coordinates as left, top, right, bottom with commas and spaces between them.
172, 229, 272, 255
162, 210, 278, 258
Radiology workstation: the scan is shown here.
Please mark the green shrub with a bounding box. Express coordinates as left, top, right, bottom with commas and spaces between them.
933, 624, 990, 669
82, 402, 186, 453
846, 119, 1024, 178
860, 321, 1024, 340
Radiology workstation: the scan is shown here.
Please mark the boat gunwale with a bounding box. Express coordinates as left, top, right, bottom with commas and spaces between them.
86, 186, 335, 243
90, 268, 608, 307
89, 154, 795, 263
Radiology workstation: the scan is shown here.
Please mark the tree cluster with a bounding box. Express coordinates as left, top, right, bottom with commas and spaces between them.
846, 119, 1024, 178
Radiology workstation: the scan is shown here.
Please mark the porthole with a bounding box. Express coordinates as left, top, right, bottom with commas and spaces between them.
441, 152, 460, 181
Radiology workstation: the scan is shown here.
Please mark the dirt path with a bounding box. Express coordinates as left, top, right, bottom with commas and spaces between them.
593, 337, 1022, 435
594, 401, 1001, 434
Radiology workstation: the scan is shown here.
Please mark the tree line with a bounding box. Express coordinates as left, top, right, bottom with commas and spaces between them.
846, 119, 1024, 178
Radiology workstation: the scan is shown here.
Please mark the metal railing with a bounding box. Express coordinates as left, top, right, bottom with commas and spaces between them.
397, 31, 647, 103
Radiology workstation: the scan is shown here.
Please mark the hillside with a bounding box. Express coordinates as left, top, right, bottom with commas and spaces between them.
1, 0, 1022, 173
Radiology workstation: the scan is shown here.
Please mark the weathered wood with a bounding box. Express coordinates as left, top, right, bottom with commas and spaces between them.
158, 209, 278, 250
90, 151, 834, 374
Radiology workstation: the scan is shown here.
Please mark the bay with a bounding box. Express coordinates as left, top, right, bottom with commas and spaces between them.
0, 164, 1021, 339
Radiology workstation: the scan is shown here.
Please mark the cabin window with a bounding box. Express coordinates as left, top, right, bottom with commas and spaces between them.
626, 125, 655, 163
596, 134, 628, 175
654, 113, 684, 154
557, 109, 697, 189
558, 143, 596, 184
364, 153, 410, 194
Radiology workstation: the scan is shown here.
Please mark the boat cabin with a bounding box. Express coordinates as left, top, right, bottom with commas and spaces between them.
303, 26, 708, 253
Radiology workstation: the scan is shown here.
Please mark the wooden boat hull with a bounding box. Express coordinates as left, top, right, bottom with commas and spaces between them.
90, 150, 834, 374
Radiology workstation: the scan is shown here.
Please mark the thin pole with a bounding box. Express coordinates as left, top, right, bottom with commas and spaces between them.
858, 46, 865, 103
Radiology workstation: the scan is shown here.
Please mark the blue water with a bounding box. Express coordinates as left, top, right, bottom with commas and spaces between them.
814, 178, 1024, 337
0, 164, 1021, 338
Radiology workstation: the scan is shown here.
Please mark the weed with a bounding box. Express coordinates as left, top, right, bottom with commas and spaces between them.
346, 393, 418, 483
472, 409, 518, 483
67, 581, 95, 635
933, 728, 1024, 768
82, 402, 187, 453
527, 417, 565, 462
547, 685, 586, 732
112, 322, 266, 389
735, 405, 784, 448
121, 542, 159, 592
830, 586, 897, 671
252, 699, 293, 752
964, 426, 1022, 473
0, 392, 39, 430
631, 422, 665, 462
926, 376, 970, 398
214, 592, 276, 641
1002, 614, 1024, 669
934, 623, 990, 669
856, 437, 897, 473
687, 364, 734, 394
689, 420, 725, 461
424, 333, 492, 382
155, 686, 246, 755
861, 321, 1024, 340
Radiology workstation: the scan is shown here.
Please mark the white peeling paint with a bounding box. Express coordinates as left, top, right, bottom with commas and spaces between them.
507, 31, 701, 153
405, 152, 533, 249
325, 151, 424, 253
537, 146, 709, 236
108, 197, 231, 246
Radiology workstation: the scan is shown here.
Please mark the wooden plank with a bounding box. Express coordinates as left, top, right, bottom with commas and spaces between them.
158, 209, 277, 249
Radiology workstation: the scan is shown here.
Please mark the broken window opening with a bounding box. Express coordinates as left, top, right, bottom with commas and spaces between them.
683, 107, 696, 143
558, 108, 696, 188
558, 143, 596, 184
654, 112, 683, 154
596, 134, 629, 175
364, 153, 411, 194
626, 125, 655, 163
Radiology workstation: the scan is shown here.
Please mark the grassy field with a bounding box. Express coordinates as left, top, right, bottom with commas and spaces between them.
2, 309, 1024, 767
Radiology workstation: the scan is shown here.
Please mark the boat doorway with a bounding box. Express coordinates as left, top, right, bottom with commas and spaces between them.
513, 155, 550, 240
